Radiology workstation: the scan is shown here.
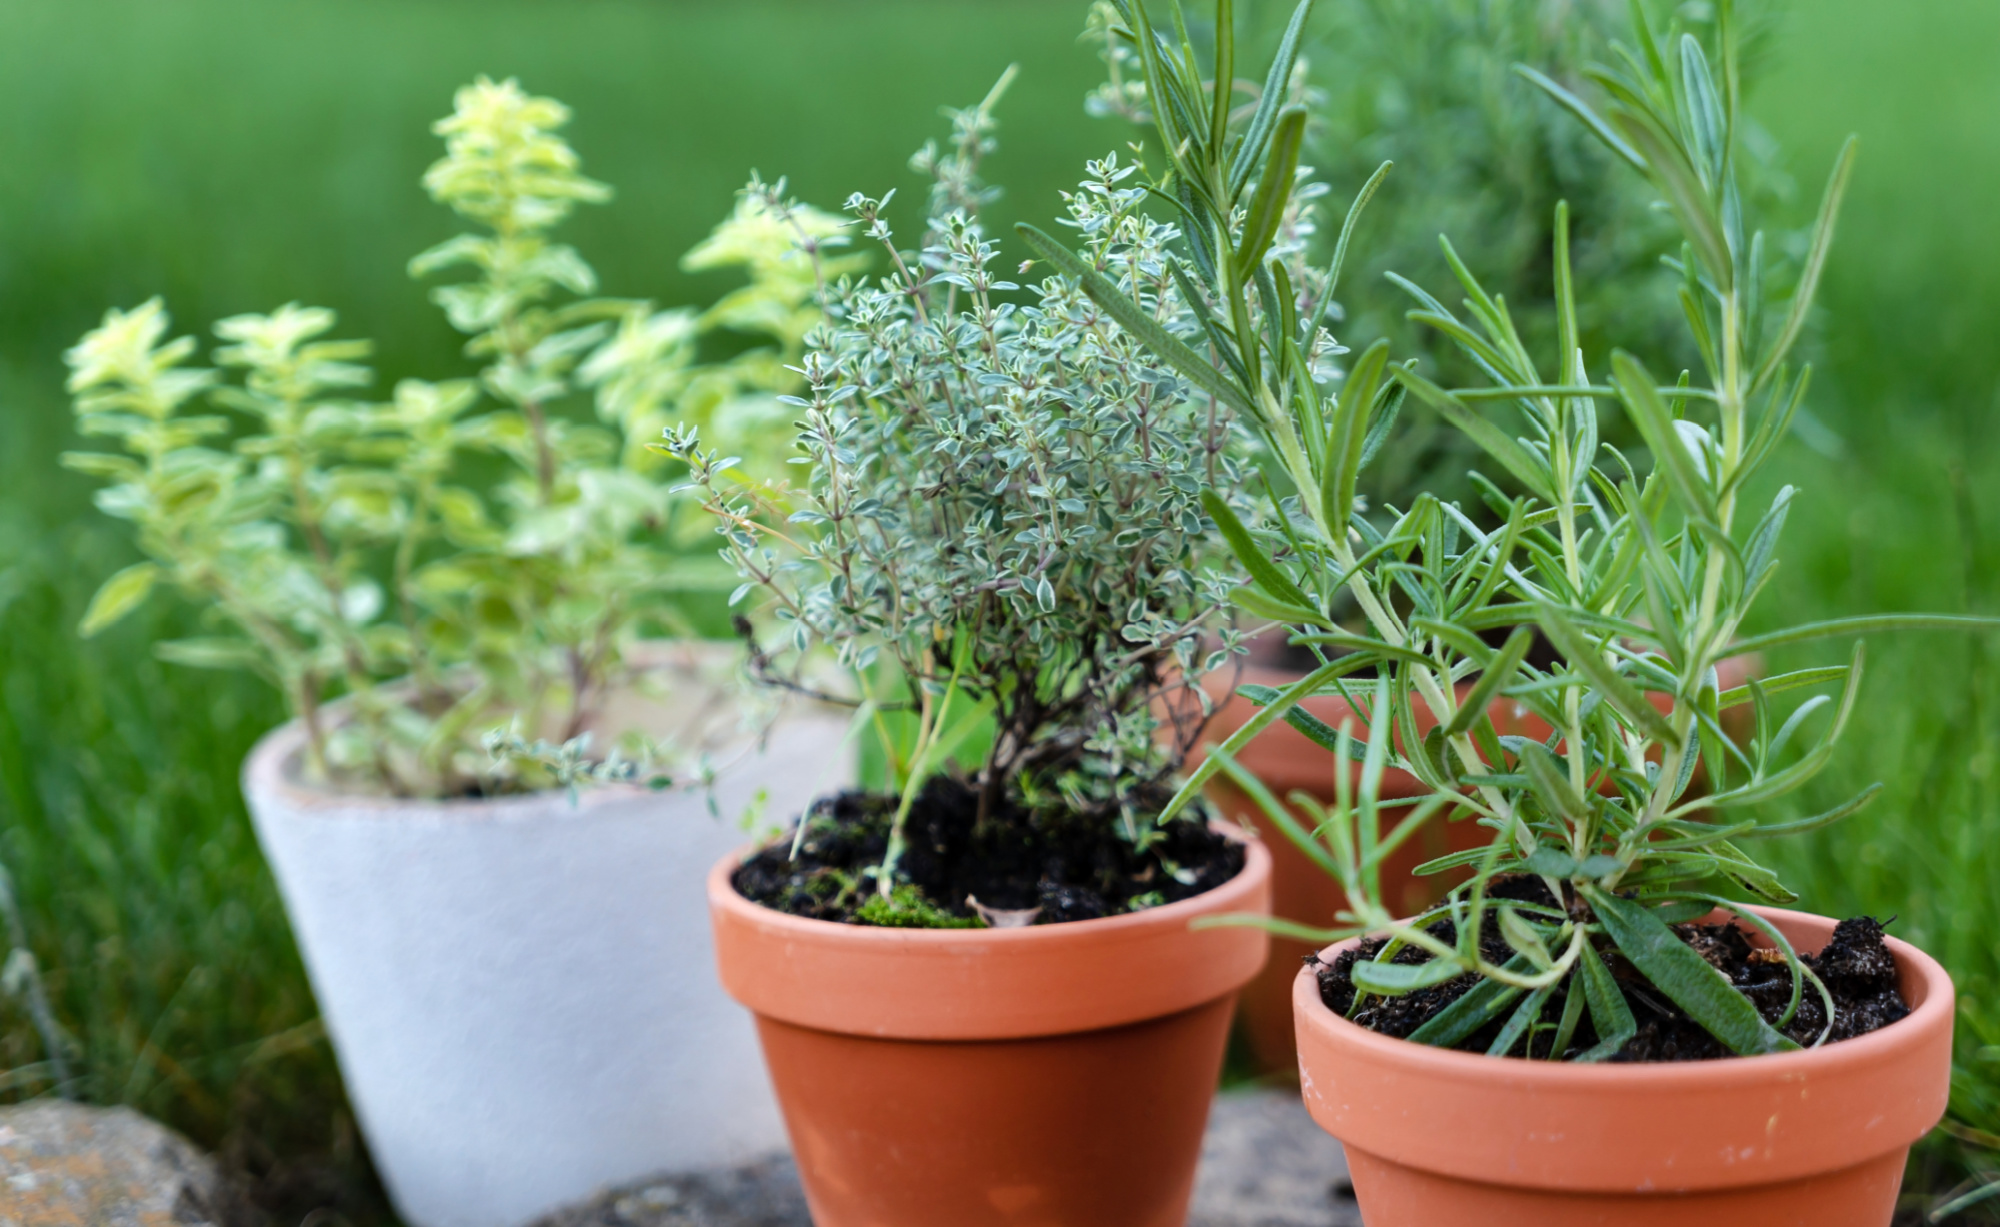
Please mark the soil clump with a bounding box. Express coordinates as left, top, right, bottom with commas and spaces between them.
733, 776, 1243, 928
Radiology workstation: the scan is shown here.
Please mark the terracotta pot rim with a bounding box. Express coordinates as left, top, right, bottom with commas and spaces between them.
711, 821, 1268, 949
710, 825, 1273, 1039
1295, 904, 1953, 1084
1293, 905, 1956, 1196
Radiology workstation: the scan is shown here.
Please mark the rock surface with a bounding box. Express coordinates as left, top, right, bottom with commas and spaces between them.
1189, 1088, 1359, 1227
530, 1088, 1361, 1227
0, 1101, 245, 1227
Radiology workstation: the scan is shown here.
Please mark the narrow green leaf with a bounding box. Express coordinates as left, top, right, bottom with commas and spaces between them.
1205, 742, 1345, 883
1524, 847, 1579, 878
1927, 1177, 2000, 1220
1288, 632, 1434, 668
1406, 953, 1532, 1047
1235, 107, 1307, 277
1227, 0, 1314, 200
1238, 685, 1371, 762
1520, 740, 1590, 824
1306, 159, 1392, 340
1679, 35, 1726, 186
1201, 488, 1318, 610
79, 561, 159, 637
1486, 983, 1555, 1056
1536, 603, 1680, 744
1550, 968, 1589, 1058
1752, 137, 1856, 397
1734, 781, 1883, 839
1573, 945, 1637, 1062
1353, 955, 1465, 996
1393, 368, 1556, 502
1610, 351, 1716, 525
1356, 380, 1405, 471
1742, 484, 1795, 590
1715, 665, 1846, 710
1585, 886, 1798, 1055
1208, 0, 1234, 152
1498, 908, 1555, 971
1724, 613, 2000, 660
1321, 339, 1390, 539
1446, 625, 1535, 737
1016, 223, 1252, 416
1158, 653, 1378, 823
154, 637, 264, 672
1514, 65, 1645, 171
1231, 586, 1326, 626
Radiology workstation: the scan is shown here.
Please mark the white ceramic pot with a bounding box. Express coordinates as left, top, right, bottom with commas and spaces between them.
243, 654, 851, 1227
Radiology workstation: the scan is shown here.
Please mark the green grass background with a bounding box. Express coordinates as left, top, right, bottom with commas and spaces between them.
1, 0, 1997, 1221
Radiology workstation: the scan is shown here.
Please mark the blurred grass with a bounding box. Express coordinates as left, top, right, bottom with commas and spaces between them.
1748, 0, 2000, 1212
1, 0, 1999, 1221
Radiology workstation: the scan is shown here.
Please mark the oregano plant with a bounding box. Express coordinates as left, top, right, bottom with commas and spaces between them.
1036, 0, 1998, 1056
64, 78, 835, 798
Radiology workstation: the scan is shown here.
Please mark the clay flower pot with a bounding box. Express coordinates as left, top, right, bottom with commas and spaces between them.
1292, 906, 1955, 1226
1195, 653, 1760, 1078
708, 830, 1273, 1227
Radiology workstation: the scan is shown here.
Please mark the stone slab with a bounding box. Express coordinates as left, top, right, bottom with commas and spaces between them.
529, 1088, 1360, 1227
0, 1101, 246, 1227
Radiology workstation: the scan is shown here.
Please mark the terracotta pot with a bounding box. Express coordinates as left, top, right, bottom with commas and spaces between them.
708, 830, 1272, 1227
1293, 906, 1955, 1226
1192, 653, 1760, 1079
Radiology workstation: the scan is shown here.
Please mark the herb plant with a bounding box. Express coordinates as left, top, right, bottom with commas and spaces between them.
669, 72, 1262, 906
63, 78, 829, 798
1086, 0, 1797, 521
1290, 0, 1798, 514
1039, 0, 1995, 1057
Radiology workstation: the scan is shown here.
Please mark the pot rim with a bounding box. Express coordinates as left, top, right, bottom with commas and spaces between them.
1294, 904, 1953, 1085
242, 646, 843, 818
1292, 904, 1957, 1194
709, 824, 1274, 1039
243, 716, 671, 818
709, 821, 1269, 949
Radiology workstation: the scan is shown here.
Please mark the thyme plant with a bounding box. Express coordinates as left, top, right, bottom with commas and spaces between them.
1038, 0, 1996, 1056
64, 78, 831, 798
668, 74, 1258, 900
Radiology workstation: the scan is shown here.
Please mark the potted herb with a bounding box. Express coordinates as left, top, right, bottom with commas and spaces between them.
665, 70, 1274, 1227
63, 79, 852, 1227
1084, 0, 1781, 1076
1055, 2, 1988, 1222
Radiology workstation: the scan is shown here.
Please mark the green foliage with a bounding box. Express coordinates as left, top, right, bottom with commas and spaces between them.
669, 77, 1249, 895
1082, 0, 1998, 1059
1295, 0, 1791, 370
1088, 0, 1797, 518
62, 79, 824, 798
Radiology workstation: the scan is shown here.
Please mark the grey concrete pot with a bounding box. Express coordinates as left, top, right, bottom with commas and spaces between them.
242, 650, 849, 1227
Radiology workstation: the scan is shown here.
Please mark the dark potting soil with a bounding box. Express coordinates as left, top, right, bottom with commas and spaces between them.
733, 776, 1244, 928
1308, 877, 1912, 1061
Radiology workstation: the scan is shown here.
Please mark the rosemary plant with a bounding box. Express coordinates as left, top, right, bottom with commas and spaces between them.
64, 78, 830, 798
667, 74, 1255, 904
1086, 0, 1798, 520
1034, 0, 1996, 1056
